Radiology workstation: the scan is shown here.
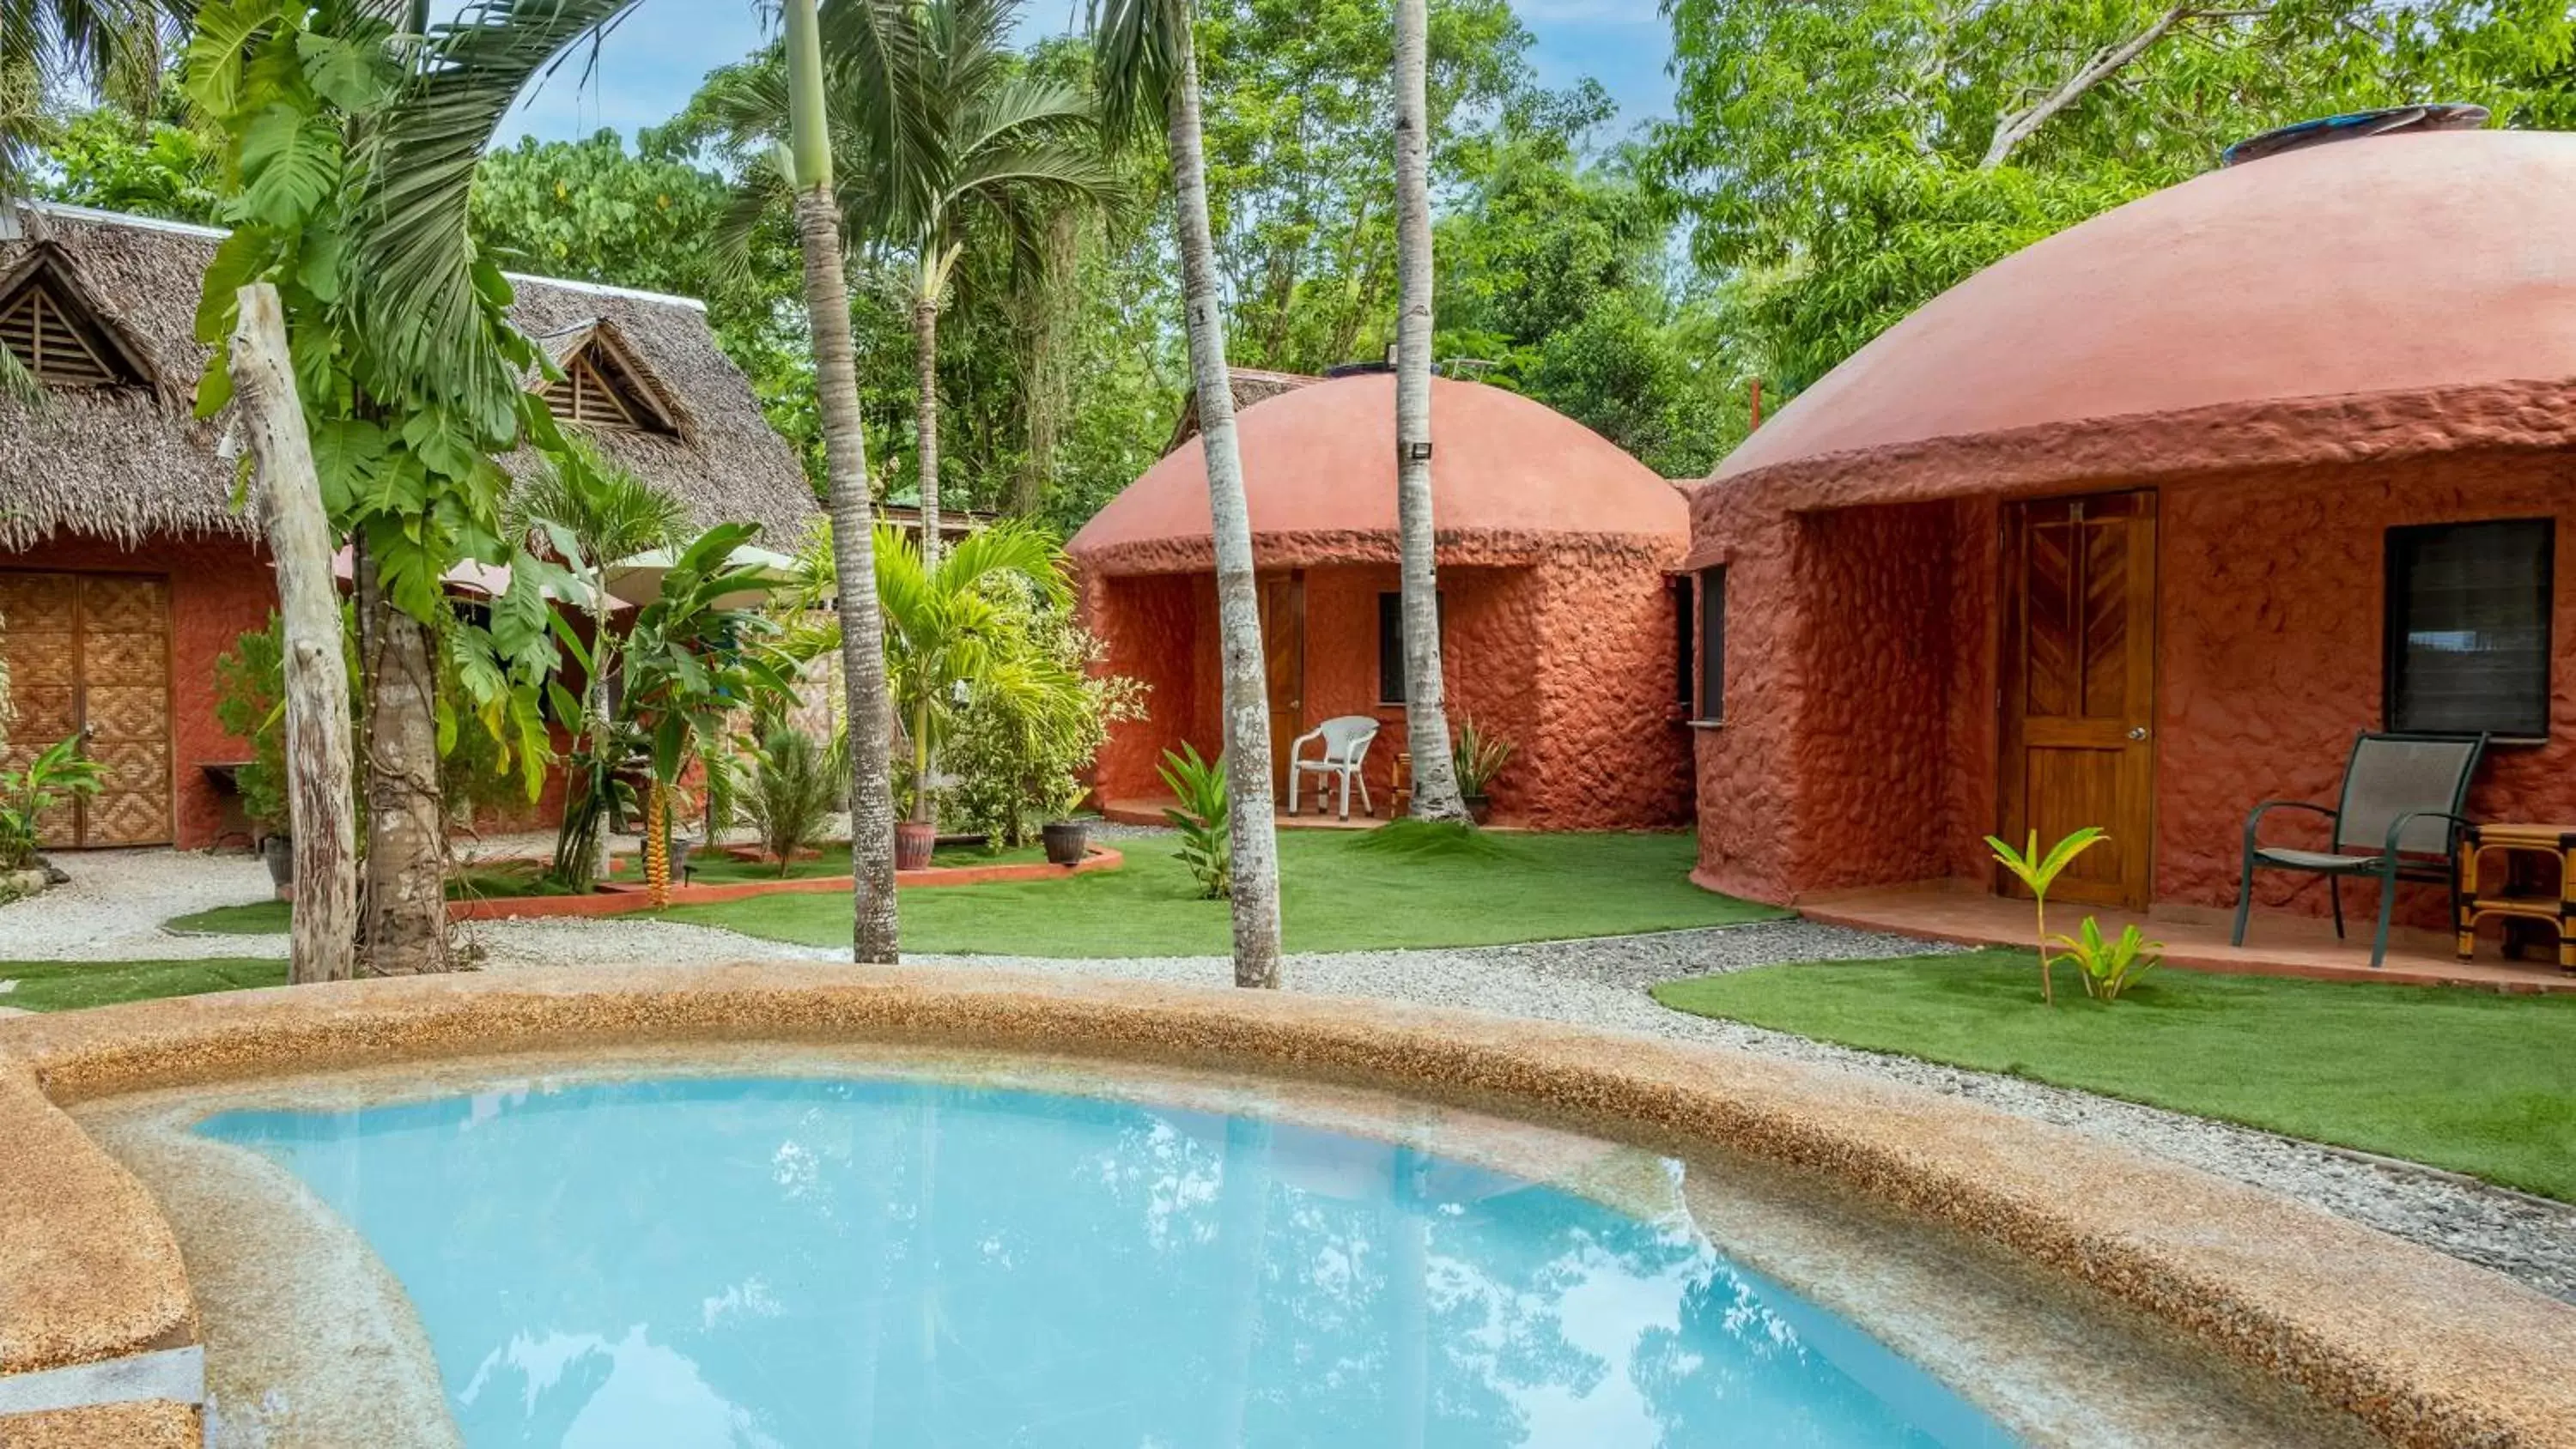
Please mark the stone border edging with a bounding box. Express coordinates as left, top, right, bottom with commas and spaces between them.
2, 965, 2572, 1446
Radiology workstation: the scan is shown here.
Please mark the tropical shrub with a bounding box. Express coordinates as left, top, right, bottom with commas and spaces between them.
1984, 826, 2106, 1006
2052, 916, 2163, 1003
1452, 718, 1515, 797
743, 724, 848, 876
0, 736, 104, 871
940, 581, 1143, 847
212, 616, 293, 837
1158, 743, 1231, 900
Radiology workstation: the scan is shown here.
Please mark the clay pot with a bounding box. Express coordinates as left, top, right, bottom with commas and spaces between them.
896, 821, 938, 871
260, 834, 294, 888
1041, 820, 1090, 867
1462, 794, 1493, 827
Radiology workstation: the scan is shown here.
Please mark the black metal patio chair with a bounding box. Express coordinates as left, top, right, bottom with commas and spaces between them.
2233, 731, 2488, 969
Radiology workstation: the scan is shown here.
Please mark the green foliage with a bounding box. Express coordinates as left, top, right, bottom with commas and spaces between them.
210, 615, 291, 835
742, 724, 849, 876
1450, 717, 1512, 797
2051, 915, 2164, 1003
1649, 0, 2576, 391
1156, 743, 1230, 900
0, 736, 104, 870
37, 95, 225, 224
617, 523, 798, 789
1984, 826, 2108, 1005
939, 580, 1144, 846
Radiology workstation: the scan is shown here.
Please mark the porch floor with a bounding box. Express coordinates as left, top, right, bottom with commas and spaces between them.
1101, 796, 1398, 831
1799, 881, 2576, 993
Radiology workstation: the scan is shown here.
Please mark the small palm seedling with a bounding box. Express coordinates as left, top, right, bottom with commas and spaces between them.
1983, 826, 2106, 1005
1158, 743, 1233, 900
2050, 915, 2165, 1003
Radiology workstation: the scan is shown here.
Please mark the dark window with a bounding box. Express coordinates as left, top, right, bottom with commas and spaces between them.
2385, 518, 2554, 739
1671, 575, 1695, 707
1376, 591, 1443, 704
1697, 567, 1726, 722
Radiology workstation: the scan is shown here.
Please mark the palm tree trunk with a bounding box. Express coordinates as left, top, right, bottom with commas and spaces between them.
786, 0, 901, 962
1392, 0, 1467, 824
586, 590, 615, 880
913, 286, 944, 566
1166, 27, 1284, 988
354, 546, 449, 976
228, 282, 356, 985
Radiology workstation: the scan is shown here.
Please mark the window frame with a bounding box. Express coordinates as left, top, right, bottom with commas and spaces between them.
1376, 590, 1444, 706
2381, 517, 2555, 743
1694, 565, 1727, 725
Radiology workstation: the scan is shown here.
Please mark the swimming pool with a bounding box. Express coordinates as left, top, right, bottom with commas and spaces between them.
197, 1074, 2009, 1447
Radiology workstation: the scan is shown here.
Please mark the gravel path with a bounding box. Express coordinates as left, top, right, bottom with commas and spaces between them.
13, 846, 2575, 1303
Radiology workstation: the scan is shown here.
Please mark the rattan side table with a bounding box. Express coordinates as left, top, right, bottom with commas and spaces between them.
2454, 823, 2576, 971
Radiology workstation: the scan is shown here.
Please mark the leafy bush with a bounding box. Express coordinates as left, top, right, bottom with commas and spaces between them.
2052, 916, 2163, 1003
212, 616, 293, 836
1157, 743, 1231, 900
742, 724, 848, 876
1452, 718, 1515, 797
0, 737, 104, 870
939, 578, 1144, 847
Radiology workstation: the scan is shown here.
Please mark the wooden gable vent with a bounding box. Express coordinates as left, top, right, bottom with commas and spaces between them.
0, 265, 148, 391
538, 326, 681, 437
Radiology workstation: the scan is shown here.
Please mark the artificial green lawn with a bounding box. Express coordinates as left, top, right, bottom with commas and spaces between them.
1652, 948, 2576, 1201
0, 958, 288, 1012
665, 828, 1783, 956
166, 862, 580, 935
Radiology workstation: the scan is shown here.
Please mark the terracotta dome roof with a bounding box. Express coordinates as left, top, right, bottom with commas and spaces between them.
1716, 129, 2576, 483
1072, 373, 1685, 573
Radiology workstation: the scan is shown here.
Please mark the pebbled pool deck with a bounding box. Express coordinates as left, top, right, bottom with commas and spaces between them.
0, 965, 2571, 1447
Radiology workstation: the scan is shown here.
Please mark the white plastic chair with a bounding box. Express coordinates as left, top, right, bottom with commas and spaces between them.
1288, 716, 1380, 821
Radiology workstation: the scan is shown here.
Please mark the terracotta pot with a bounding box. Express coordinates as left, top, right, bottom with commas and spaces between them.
1462, 794, 1493, 826
896, 821, 938, 871
1041, 820, 1089, 867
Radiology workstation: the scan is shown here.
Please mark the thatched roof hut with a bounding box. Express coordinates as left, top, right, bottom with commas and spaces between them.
1163, 367, 1319, 455
0, 202, 818, 549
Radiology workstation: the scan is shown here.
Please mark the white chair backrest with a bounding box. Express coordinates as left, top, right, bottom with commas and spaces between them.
1315, 715, 1379, 764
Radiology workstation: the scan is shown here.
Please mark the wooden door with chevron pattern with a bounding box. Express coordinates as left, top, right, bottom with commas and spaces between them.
2000, 492, 2158, 910
0, 572, 173, 848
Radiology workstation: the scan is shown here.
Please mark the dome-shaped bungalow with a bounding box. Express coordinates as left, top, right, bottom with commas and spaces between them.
1072, 373, 1692, 829
1687, 126, 2576, 973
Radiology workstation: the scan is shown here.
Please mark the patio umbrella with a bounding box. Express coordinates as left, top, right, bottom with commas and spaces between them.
604, 543, 800, 609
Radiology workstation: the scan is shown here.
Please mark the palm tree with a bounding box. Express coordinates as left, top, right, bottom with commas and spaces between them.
1390, 0, 1466, 824
511, 441, 687, 884
871, 518, 1067, 829
1092, 0, 1283, 987
701, 0, 1121, 563
781, 0, 904, 961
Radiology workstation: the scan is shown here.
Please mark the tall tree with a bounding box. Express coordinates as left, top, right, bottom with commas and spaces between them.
1, 0, 173, 197
1095, 0, 1282, 987
781, 0, 902, 961
1389, 0, 1461, 822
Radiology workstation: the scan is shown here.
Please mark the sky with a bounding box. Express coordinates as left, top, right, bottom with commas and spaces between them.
494, 0, 1677, 143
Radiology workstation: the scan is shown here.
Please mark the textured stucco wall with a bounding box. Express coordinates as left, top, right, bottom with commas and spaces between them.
2157, 453, 2576, 920
0, 534, 274, 851
1692, 452, 2576, 922
1086, 554, 1688, 828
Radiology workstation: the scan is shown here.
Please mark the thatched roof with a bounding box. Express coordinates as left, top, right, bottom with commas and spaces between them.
1163, 367, 1319, 455
0, 203, 818, 549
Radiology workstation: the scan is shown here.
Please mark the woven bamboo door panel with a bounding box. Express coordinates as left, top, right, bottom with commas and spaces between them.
79, 575, 173, 846
2000, 491, 2158, 911
0, 573, 82, 846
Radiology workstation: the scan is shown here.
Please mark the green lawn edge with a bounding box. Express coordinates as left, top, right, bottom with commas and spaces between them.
0, 958, 289, 1012
1653, 949, 2576, 1202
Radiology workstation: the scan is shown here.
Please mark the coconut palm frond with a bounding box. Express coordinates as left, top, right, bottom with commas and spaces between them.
1086, 0, 1188, 145
354, 0, 644, 417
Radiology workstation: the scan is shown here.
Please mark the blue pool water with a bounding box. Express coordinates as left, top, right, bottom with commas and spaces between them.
200, 1076, 2016, 1447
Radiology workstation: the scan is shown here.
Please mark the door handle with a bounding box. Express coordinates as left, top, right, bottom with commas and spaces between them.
2127, 725, 2150, 741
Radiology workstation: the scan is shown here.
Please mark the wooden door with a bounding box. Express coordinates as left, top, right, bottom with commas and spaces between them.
1257, 573, 1304, 790
2000, 492, 2156, 909
0, 572, 173, 848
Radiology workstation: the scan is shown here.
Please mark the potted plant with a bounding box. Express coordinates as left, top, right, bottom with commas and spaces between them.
213, 619, 295, 886
1038, 777, 1091, 867
1452, 718, 1515, 826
